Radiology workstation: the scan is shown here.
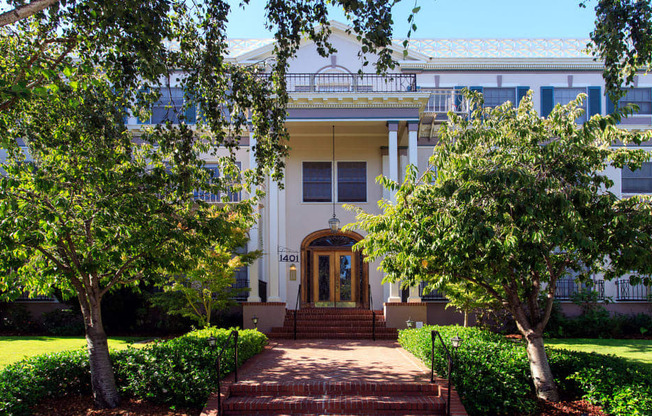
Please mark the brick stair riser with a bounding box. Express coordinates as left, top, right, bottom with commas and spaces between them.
269, 330, 397, 336
285, 319, 387, 324
223, 396, 445, 413
225, 411, 438, 415
229, 383, 440, 397
269, 333, 398, 340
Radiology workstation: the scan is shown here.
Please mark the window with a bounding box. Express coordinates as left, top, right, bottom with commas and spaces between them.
139, 87, 196, 124
483, 87, 516, 108
337, 162, 366, 202
619, 88, 652, 115
303, 162, 332, 202
622, 162, 652, 194
540, 86, 601, 121
302, 161, 367, 203
553, 87, 587, 123
194, 162, 241, 203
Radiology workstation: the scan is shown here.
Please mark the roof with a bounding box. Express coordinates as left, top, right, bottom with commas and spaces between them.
226, 37, 593, 60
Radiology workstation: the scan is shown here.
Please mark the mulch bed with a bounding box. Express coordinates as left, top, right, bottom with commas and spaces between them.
31, 395, 201, 416
537, 399, 608, 416
31, 394, 607, 416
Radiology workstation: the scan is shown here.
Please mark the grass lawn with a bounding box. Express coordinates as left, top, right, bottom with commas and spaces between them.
547, 338, 652, 369
0, 336, 149, 368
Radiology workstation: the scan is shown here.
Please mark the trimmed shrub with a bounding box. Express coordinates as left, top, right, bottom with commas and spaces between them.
399, 325, 652, 416
0, 328, 267, 415
42, 309, 85, 336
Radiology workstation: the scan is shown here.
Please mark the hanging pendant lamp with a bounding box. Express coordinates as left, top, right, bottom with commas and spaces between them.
329, 125, 340, 233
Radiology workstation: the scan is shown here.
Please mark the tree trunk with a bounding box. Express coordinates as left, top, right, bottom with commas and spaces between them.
463, 311, 468, 327
81, 295, 121, 408
524, 332, 559, 401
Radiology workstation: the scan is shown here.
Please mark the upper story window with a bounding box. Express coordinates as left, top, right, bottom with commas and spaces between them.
622, 162, 652, 194
139, 87, 196, 124
337, 162, 366, 202
482, 87, 516, 108
618, 88, 652, 115
540, 86, 601, 121
195, 162, 241, 203
302, 161, 367, 203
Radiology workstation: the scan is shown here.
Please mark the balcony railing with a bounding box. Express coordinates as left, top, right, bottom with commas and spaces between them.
555, 279, 604, 301
615, 279, 651, 301
257, 73, 417, 93
423, 89, 470, 114
16, 293, 57, 302
420, 283, 448, 302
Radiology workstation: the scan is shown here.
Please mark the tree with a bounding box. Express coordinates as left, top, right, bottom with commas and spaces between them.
152, 212, 262, 329
0, 0, 410, 409
588, 0, 652, 100
347, 91, 652, 401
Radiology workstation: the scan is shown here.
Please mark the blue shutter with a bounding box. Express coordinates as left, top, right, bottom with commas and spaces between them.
540, 86, 554, 117
606, 95, 616, 115
588, 86, 601, 117
517, 86, 530, 105
184, 90, 196, 124
454, 86, 465, 110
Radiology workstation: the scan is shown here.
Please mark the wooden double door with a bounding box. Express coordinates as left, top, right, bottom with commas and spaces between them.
312, 250, 357, 307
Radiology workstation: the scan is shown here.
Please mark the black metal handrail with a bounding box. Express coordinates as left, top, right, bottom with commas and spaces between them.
256, 73, 417, 93
213, 330, 239, 416
368, 283, 376, 341
431, 330, 453, 416
294, 283, 301, 340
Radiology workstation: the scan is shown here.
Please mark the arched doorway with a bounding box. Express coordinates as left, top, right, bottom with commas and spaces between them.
300, 230, 368, 308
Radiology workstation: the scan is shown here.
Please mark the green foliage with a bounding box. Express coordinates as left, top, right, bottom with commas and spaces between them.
0, 328, 267, 414
0, 304, 40, 333
348, 90, 652, 398
590, 0, 652, 100
41, 309, 84, 336
152, 218, 261, 328
0, 349, 91, 415
399, 325, 652, 416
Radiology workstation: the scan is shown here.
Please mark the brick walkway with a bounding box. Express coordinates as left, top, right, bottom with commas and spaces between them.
202, 339, 468, 415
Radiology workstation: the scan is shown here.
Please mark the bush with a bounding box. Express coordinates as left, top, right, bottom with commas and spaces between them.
0, 328, 268, 415
42, 309, 85, 336
0, 304, 41, 334
399, 325, 652, 416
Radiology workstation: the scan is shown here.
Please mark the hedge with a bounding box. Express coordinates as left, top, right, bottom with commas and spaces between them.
399, 325, 652, 416
0, 327, 267, 415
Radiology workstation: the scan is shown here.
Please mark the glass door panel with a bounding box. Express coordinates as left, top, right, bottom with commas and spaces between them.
338, 254, 352, 301
317, 254, 331, 302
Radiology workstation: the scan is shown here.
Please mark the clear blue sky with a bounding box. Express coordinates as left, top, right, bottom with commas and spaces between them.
226, 0, 597, 39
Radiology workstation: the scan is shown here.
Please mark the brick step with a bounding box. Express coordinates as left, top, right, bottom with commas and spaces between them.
274, 322, 387, 331
285, 317, 387, 323
268, 332, 398, 340
230, 382, 440, 397
289, 309, 382, 316
223, 394, 445, 414
270, 327, 397, 334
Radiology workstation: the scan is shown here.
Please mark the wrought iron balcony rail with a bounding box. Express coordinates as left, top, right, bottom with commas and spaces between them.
555, 279, 604, 301
615, 279, 651, 301
257, 73, 417, 93
420, 283, 448, 302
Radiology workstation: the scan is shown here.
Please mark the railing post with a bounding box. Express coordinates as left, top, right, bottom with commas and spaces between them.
234, 330, 239, 383
217, 355, 222, 416
430, 330, 435, 383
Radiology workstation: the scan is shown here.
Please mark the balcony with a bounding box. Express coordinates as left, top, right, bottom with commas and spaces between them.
615, 279, 651, 301
555, 279, 604, 301
257, 73, 417, 93
423, 88, 470, 114
419, 283, 448, 302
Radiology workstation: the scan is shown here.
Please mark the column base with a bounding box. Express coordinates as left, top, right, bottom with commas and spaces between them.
247, 295, 262, 303
386, 296, 402, 303
267, 296, 282, 302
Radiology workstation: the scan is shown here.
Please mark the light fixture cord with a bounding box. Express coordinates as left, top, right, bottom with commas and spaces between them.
332, 125, 336, 219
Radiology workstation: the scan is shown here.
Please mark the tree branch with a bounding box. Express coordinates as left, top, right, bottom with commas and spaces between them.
0, 0, 60, 27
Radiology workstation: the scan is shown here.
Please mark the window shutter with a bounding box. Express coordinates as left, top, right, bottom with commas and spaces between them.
588, 86, 601, 117
540, 86, 554, 117
517, 86, 530, 105
454, 86, 465, 110
606, 94, 617, 115
184, 91, 197, 124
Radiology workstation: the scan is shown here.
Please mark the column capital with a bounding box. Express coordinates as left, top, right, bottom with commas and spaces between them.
407, 121, 419, 132
386, 121, 399, 132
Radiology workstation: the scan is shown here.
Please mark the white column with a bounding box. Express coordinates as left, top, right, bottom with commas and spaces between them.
268, 176, 281, 302
387, 121, 401, 303
407, 121, 421, 303
247, 131, 261, 302
278, 176, 287, 303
